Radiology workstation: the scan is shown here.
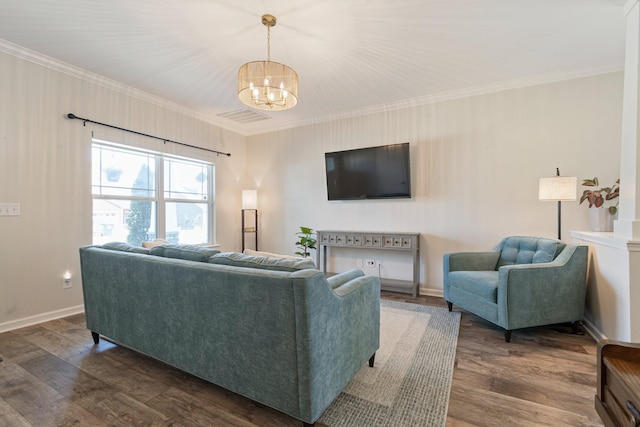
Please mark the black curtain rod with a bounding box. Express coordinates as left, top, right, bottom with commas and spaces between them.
66, 113, 231, 157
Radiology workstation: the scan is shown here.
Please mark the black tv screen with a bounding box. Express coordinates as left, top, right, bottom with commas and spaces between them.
325, 143, 411, 200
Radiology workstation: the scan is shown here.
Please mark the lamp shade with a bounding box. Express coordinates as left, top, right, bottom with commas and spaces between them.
538, 176, 577, 201
242, 190, 258, 210
238, 14, 299, 111
238, 61, 299, 111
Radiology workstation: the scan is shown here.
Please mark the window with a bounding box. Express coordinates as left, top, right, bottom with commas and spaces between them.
92, 140, 214, 246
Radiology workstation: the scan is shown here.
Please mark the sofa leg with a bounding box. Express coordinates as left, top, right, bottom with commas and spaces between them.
91, 331, 100, 345
369, 353, 376, 368
302, 422, 315, 427
571, 321, 580, 334
504, 330, 512, 343
447, 301, 452, 312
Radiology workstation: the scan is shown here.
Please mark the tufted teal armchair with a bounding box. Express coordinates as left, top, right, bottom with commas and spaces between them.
443, 236, 588, 342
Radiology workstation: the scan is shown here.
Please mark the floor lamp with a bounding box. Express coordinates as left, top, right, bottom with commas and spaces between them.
538, 168, 577, 240
242, 190, 258, 252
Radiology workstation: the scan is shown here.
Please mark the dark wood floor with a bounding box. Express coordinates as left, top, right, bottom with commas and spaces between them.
0, 292, 603, 427
383, 292, 603, 427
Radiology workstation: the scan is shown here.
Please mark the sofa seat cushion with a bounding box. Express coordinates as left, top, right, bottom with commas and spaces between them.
209, 252, 316, 272
447, 271, 499, 303
149, 244, 221, 262
498, 236, 558, 267
102, 241, 150, 255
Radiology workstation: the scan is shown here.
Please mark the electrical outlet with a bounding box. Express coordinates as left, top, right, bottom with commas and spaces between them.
63, 272, 72, 289
365, 259, 375, 267
356, 259, 363, 268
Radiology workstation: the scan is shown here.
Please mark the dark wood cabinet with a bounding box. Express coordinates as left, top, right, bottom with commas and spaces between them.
596, 340, 640, 427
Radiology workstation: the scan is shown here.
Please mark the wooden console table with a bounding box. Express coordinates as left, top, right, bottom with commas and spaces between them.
316, 230, 420, 297
596, 339, 640, 427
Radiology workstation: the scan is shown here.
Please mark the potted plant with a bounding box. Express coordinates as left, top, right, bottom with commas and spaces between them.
579, 177, 619, 231
295, 226, 317, 258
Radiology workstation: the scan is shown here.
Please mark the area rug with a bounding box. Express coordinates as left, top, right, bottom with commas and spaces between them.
318, 299, 461, 427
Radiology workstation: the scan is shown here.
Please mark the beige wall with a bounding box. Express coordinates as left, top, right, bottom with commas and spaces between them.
0, 46, 625, 330
247, 72, 623, 294
0, 51, 248, 330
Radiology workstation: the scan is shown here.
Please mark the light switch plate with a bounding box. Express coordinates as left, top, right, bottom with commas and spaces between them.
0, 203, 20, 216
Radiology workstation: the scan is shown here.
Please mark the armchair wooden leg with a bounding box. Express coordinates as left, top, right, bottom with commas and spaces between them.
369, 353, 376, 368
504, 330, 512, 343
447, 301, 452, 312
91, 331, 100, 345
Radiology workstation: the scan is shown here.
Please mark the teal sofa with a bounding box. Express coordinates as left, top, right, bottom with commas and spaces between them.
79, 243, 380, 426
443, 236, 588, 342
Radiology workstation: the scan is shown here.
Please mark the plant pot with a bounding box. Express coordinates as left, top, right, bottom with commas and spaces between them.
589, 208, 615, 232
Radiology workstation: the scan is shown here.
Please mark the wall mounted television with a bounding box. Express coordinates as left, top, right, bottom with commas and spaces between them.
325, 142, 411, 201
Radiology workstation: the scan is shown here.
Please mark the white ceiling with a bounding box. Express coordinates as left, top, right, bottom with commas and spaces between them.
0, 0, 628, 136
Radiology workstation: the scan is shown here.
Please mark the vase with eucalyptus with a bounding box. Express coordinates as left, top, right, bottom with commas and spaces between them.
579, 177, 619, 232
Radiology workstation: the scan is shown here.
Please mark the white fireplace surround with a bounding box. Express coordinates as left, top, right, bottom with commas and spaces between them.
571, 230, 640, 342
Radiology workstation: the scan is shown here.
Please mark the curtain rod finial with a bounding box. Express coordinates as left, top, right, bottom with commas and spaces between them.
67, 113, 76, 119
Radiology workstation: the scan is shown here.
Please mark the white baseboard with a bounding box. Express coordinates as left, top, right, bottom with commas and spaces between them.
582, 316, 606, 343
419, 287, 444, 298
0, 305, 85, 333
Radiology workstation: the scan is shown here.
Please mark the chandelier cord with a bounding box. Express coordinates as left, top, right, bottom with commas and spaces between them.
266, 24, 271, 62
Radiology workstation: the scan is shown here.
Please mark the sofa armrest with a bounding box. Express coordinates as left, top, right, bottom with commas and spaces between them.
332, 275, 379, 297
327, 269, 365, 290
290, 270, 380, 422
444, 251, 500, 272
496, 245, 588, 329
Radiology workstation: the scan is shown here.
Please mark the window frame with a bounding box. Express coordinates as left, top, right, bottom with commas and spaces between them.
91, 138, 215, 245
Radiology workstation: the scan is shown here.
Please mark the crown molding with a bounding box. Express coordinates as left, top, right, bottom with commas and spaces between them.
1, 39, 624, 138
0, 39, 248, 135
244, 63, 624, 136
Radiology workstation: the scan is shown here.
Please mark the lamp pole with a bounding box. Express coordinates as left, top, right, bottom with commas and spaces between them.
556, 167, 562, 240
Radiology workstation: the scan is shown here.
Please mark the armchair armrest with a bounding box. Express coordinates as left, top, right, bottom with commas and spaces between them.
496, 245, 588, 330
444, 251, 500, 272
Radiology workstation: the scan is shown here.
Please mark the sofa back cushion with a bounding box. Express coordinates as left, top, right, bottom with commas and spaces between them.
150, 244, 221, 262
142, 238, 169, 248
243, 248, 306, 261
102, 241, 150, 255
497, 236, 560, 267
209, 252, 316, 272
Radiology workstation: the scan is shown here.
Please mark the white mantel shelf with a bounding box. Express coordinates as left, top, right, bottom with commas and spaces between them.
570, 230, 640, 252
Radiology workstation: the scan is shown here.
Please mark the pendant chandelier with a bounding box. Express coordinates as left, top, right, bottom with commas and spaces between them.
238, 14, 299, 111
